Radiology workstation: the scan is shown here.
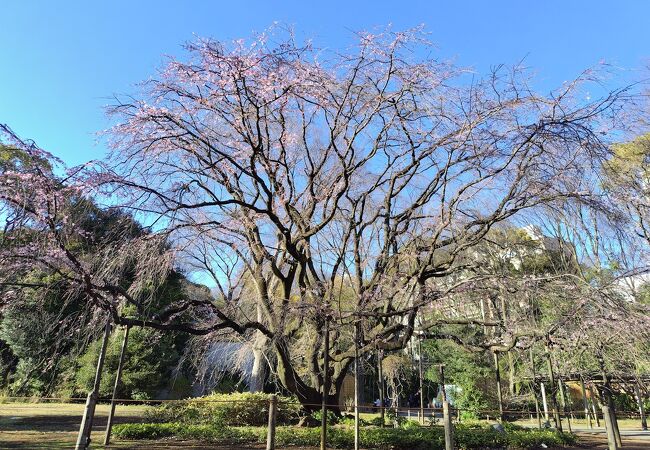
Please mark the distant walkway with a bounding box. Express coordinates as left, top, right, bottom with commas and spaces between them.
571, 427, 650, 449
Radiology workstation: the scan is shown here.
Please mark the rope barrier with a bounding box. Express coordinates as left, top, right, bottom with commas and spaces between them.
0, 396, 645, 418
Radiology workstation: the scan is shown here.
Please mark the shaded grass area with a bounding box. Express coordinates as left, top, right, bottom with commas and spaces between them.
0, 402, 150, 449
0, 402, 151, 432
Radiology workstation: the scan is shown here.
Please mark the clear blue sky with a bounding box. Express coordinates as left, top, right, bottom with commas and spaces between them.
1, 0, 648, 166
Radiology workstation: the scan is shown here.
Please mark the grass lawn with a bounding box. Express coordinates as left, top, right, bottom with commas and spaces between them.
512, 417, 646, 430
0, 402, 150, 449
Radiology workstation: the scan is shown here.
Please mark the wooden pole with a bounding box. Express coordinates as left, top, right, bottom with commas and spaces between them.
529, 349, 542, 429
580, 379, 593, 429
533, 383, 542, 429
602, 405, 619, 450
266, 394, 278, 450
354, 322, 360, 450
545, 349, 562, 431
589, 383, 601, 427
104, 324, 130, 446
378, 347, 385, 427
635, 383, 648, 431
418, 337, 425, 425
558, 379, 572, 433
75, 320, 111, 450
541, 382, 549, 421
443, 401, 454, 450
493, 352, 504, 422
439, 364, 447, 401
320, 317, 330, 450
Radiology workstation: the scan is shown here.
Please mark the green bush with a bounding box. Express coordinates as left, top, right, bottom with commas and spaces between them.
386, 408, 407, 427
113, 422, 264, 442
369, 415, 386, 427
311, 408, 340, 425
143, 392, 302, 426
113, 421, 576, 449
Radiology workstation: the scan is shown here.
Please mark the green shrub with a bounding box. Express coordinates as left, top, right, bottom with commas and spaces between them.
113, 423, 182, 440
113, 421, 575, 449
386, 408, 407, 427
143, 392, 302, 426
401, 419, 422, 430
369, 415, 386, 427
311, 408, 340, 425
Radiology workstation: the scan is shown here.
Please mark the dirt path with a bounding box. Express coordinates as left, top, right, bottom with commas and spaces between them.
571, 432, 650, 450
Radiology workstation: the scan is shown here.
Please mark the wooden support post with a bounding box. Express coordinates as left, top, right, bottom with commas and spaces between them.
377, 347, 385, 427
558, 379, 572, 433
493, 351, 504, 422
320, 317, 330, 450
507, 351, 515, 396
545, 349, 562, 431
541, 382, 549, 421
602, 405, 619, 450
635, 383, 647, 431
266, 394, 277, 450
418, 337, 425, 425
439, 364, 447, 402
443, 401, 454, 450
580, 379, 592, 429
533, 383, 542, 429
590, 384, 601, 428
529, 350, 542, 429
104, 324, 130, 446
75, 320, 111, 450
354, 322, 360, 450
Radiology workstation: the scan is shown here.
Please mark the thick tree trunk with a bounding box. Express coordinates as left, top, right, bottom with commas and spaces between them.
272, 338, 349, 414
600, 370, 621, 447
249, 328, 267, 393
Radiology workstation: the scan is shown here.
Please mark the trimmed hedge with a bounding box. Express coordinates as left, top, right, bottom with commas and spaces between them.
113, 422, 576, 449
143, 392, 302, 426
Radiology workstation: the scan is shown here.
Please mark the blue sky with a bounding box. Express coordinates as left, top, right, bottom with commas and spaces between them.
1, 0, 649, 166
